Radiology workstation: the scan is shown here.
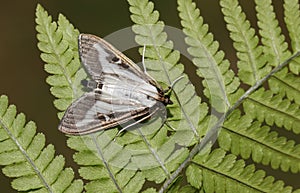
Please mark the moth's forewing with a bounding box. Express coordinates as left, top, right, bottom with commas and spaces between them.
78, 34, 165, 100
78, 34, 157, 85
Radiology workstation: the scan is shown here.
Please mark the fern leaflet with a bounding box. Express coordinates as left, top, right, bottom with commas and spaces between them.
284, 0, 300, 74
128, 0, 208, 140
256, 0, 290, 65
255, 0, 300, 107
244, 88, 300, 134
219, 110, 300, 173
177, 0, 242, 113
220, 0, 271, 85
187, 148, 300, 192
0, 95, 83, 192
35, 4, 87, 119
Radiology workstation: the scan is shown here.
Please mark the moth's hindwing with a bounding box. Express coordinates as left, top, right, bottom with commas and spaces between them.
58, 34, 170, 135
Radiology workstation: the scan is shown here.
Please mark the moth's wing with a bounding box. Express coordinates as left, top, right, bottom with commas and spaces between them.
78, 33, 163, 100
58, 92, 152, 135
78, 33, 158, 86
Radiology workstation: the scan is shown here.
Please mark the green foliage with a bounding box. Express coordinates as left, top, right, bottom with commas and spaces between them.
268, 68, 300, 105
128, 0, 208, 139
188, 148, 297, 193
35, 1, 209, 192
177, 0, 242, 112
255, 0, 300, 107
177, 0, 300, 192
284, 0, 300, 74
35, 4, 87, 119
221, 0, 271, 86
244, 88, 300, 134
219, 110, 300, 173
256, 0, 290, 65
0, 95, 83, 192
1, 0, 300, 192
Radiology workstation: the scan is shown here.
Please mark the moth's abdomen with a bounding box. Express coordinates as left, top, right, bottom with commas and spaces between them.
101, 83, 158, 108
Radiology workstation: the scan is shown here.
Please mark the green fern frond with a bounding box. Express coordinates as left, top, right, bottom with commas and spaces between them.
67, 133, 144, 193
34, 2, 198, 192
177, 0, 243, 113
244, 88, 300, 134
255, 0, 290, 65
31, 1, 300, 192
187, 148, 299, 192
220, 0, 271, 86
67, 132, 189, 193
128, 0, 208, 142
268, 68, 300, 105
261, 0, 300, 106
64, 0, 209, 191
0, 95, 83, 192
219, 110, 300, 173
284, 0, 300, 74
255, 0, 300, 106
35, 4, 87, 119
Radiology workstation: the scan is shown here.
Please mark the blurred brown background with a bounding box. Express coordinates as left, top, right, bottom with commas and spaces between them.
0, 0, 299, 192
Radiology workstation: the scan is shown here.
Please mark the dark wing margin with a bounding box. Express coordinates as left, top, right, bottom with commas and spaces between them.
78, 34, 104, 81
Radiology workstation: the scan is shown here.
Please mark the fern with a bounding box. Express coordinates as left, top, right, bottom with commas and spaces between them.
35, 2, 209, 192
244, 88, 300, 134
173, 0, 300, 191
35, 4, 87, 118
187, 148, 297, 192
255, 0, 300, 107
1, 0, 300, 192
284, 0, 300, 74
221, 0, 271, 86
256, 0, 290, 65
67, 0, 210, 191
128, 0, 208, 139
268, 68, 300, 105
177, 0, 242, 112
0, 95, 83, 192
219, 110, 300, 173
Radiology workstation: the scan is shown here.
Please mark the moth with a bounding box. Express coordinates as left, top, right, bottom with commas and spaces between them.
58, 34, 173, 135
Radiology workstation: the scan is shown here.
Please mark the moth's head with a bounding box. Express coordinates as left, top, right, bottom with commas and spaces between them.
163, 95, 173, 106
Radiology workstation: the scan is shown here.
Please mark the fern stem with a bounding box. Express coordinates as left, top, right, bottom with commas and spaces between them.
159, 51, 300, 192
91, 134, 123, 193
0, 120, 53, 193
137, 128, 171, 178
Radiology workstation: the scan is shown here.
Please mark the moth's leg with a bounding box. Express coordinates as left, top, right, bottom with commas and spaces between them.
164, 121, 176, 131
114, 108, 157, 140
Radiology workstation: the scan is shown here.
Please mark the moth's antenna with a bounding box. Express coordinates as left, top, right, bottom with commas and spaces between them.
141, 44, 155, 81
170, 76, 184, 90
142, 44, 149, 74
164, 76, 184, 93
